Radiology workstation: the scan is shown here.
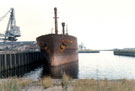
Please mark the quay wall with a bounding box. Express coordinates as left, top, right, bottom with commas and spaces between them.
0, 51, 44, 72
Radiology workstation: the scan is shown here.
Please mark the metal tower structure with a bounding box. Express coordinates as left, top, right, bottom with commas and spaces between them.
0, 8, 21, 41
0, 8, 21, 50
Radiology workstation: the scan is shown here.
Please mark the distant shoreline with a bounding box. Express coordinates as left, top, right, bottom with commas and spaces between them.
78, 50, 100, 53
114, 49, 135, 57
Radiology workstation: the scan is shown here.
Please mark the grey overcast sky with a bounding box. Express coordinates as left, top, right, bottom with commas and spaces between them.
0, 0, 135, 49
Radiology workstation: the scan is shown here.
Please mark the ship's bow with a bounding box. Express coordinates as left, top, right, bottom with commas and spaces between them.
36, 34, 78, 66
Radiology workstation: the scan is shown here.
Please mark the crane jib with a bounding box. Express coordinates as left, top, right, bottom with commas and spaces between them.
0, 8, 21, 43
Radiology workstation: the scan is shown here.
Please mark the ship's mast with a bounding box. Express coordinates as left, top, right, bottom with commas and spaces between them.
54, 7, 58, 34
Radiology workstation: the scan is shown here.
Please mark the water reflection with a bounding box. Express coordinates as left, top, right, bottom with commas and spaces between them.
2, 51, 135, 80
79, 51, 135, 79
42, 61, 78, 79
0, 63, 42, 78
0, 61, 78, 79
0, 51, 135, 79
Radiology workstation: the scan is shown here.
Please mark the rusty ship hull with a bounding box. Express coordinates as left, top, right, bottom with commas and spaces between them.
36, 7, 78, 66
36, 34, 78, 66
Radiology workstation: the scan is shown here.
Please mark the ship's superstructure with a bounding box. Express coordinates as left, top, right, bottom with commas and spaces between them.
36, 7, 78, 66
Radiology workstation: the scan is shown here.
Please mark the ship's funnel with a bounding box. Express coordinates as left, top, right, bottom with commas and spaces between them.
54, 7, 58, 34
62, 22, 65, 35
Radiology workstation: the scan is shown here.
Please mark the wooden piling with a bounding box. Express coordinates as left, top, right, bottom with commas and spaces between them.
0, 51, 44, 72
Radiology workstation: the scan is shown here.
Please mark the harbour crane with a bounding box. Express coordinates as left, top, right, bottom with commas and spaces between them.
0, 8, 21, 42
0, 8, 21, 50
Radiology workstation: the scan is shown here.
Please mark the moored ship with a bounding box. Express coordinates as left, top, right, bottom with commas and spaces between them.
36, 7, 78, 66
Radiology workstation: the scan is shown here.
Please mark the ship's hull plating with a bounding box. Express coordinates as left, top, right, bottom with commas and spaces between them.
36, 34, 78, 66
